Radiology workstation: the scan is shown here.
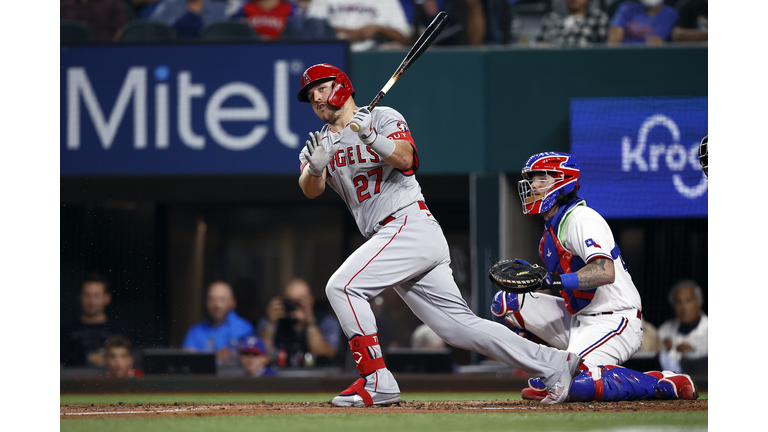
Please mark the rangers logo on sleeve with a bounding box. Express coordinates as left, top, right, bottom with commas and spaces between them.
585, 239, 602, 249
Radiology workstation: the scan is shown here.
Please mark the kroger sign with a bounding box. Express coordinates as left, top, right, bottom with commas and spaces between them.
60, 42, 348, 175
570, 97, 708, 218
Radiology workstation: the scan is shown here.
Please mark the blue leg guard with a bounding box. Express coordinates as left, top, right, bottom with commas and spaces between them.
597, 366, 659, 401
569, 367, 661, 402
568, 370, 596, 402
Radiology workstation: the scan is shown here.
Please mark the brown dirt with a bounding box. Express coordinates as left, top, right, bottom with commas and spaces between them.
60, 399, 707, 419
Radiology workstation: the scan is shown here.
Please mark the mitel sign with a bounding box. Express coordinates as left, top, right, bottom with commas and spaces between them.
60, 42, 348, 175
570, 97, 708, 218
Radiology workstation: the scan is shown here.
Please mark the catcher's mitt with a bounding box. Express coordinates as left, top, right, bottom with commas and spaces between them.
488, 259, 548, 294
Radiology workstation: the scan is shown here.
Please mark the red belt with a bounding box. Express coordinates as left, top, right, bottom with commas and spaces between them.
380, 201, 428, 226
586, 310, 642, 319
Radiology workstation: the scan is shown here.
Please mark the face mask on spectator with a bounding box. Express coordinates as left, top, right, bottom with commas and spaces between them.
639, 0, 663, 7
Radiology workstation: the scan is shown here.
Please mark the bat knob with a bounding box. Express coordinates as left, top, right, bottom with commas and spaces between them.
350, 122, 360, 132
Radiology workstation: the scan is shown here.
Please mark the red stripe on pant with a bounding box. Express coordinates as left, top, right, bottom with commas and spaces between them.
343, 217, 408, 335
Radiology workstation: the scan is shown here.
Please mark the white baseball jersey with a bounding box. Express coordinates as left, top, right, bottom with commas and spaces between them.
304, 0, 412, 51
556, 203, 642, 315
299, 106, 581, 393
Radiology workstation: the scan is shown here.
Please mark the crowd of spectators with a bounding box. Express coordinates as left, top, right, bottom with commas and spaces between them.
60, 0, 706, 48
60, 269, 707, 378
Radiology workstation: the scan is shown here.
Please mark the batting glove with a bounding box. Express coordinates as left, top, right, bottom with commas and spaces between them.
352, 108, 395, 158
302, 131, 340, 177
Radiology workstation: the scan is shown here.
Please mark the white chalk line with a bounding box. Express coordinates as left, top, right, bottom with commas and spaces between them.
61, 405, 225, 416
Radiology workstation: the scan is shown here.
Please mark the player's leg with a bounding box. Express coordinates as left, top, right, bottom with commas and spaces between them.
567, 314, 643, 371
490, 290, 571, 350
564, 314, 696, 401
490, 290, 573, 400
391, 222, 581, 403
324, 216, 447, 406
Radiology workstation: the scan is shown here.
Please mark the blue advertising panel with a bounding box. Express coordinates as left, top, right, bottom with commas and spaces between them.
570, 97, 708, 219
60, 42, 348, 175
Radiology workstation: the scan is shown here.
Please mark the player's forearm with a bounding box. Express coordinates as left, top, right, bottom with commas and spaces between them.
607, 27, 623, 45
299, 167, 326, 198
305, 324, 337, 357
671, 27, 707, 42
574, 257, 615, 290
382, 140, 414, 171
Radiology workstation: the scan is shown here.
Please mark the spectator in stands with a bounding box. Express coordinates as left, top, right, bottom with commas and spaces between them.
536, 0, 610, 47
658, 280, 708, 373
148, 0, 229, 39
257, 278, 342, 367
671, 0, 706, 43
60, 0, 129, 42
637, 318, 661, 353
303, 0, 413, 51
103, 335, 144, 378
61, 272, 130, 367
410, 323, 446, 350
182, 281, 254, 363
410, 0, 485, 46
235, 0, 296, 40
279, 0, 336, 40
238, 334, 277, 376
607, 0, 679, 46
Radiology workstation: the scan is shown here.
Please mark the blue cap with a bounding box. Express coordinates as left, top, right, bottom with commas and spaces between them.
239, 335, 266, 354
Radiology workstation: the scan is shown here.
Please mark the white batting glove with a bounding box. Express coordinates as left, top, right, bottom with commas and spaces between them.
352, 108, 395, 158
302, 131, 340, 177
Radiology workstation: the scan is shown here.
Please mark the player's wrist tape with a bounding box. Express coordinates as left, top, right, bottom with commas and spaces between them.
545, 272, 579, 291
367, 134, 396, 159
559, 273, 579, 290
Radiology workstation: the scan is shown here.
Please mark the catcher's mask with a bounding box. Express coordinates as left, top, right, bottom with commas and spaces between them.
296, 63, 355, 108
518, 152, 580, 215
698, 135, 708, 177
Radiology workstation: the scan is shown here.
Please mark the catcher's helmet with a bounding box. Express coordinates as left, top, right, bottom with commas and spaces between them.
296, 63, 355, 108
698, 135, 708, 177
518, 152, 580, 215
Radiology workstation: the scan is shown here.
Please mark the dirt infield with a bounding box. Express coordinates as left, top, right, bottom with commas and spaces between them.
60, 399, 707, 419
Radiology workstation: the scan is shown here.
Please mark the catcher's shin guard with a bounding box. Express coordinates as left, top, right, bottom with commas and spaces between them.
595, 366, 659, 401
569, 366, 659, 402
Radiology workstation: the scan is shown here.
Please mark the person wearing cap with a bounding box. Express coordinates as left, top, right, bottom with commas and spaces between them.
238, 334, 276, 377
294, 63, 583, 407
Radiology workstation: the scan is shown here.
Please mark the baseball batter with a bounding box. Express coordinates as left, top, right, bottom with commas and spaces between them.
490, 152, 697, 401
296, 64, 582, 407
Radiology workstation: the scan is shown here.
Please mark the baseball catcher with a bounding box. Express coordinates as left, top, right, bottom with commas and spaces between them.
487, 151, 698, 402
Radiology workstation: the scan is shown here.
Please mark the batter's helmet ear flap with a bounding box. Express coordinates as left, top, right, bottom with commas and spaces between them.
297, 63, 355, 107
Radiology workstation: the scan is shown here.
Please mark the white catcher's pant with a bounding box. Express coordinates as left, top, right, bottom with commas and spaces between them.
325, 202, 574, 388
508, 294, 643, 373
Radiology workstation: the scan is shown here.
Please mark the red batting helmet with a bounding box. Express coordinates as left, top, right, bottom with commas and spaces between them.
296, 64, 355, 107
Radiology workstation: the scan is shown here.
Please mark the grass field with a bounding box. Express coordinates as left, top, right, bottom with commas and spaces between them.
60, 392, 709, 432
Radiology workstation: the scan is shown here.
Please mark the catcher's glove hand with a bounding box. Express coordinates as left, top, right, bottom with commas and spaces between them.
488, 258, 548, 294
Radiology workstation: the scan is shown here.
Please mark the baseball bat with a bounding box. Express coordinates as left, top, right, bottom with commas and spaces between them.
350, 11, 450, 132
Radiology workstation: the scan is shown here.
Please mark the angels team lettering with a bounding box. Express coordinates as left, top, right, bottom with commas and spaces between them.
329, 143, 380, 171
